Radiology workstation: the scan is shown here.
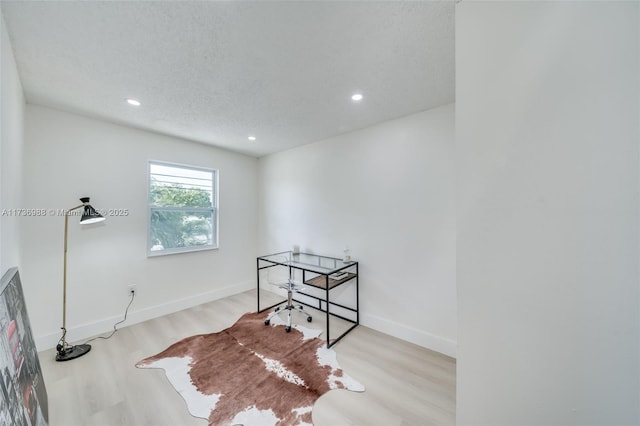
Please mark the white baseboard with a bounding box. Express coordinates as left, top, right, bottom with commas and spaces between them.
35, 280, 255, 352
361, 312, 457, 359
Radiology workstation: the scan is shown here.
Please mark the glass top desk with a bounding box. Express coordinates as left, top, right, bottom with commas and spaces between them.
256, 251, 359, 347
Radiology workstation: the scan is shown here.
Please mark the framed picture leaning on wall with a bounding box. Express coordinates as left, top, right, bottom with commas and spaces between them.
0, 267, 48, 426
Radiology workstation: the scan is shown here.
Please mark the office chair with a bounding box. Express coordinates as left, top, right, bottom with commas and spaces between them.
264, 268, 312, 333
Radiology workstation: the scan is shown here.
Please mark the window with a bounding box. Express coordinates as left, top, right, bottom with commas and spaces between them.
148, 161, 217, 256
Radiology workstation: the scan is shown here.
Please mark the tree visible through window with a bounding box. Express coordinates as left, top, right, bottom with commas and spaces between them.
148, 161, 217, 255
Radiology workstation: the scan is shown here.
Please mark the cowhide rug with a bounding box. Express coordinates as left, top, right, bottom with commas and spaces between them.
136, 311, 364, 426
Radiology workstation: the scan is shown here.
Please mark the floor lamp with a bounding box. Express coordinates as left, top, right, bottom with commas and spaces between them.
56, 197, 105, 362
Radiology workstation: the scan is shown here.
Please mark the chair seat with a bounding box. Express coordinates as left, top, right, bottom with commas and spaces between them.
275, 281, 305, 292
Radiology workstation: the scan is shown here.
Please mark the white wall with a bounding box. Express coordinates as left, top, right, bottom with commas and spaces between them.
456, 1, 639, 424
22, 105, 258, 350
0, 10, 25, 275
258, 104, 456, 357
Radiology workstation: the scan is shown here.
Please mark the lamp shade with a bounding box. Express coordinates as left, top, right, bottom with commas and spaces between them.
79, 197, 105, 224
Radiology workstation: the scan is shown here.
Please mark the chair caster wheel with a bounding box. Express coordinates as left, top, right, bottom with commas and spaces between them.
285, 326, 291, 333
307, 317, 312, 322
264, 319, 270, 325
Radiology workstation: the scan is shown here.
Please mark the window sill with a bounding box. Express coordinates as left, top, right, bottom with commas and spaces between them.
147, 245, 218, 258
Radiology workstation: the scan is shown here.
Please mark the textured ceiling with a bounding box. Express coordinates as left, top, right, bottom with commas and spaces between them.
1, 1, 454, 157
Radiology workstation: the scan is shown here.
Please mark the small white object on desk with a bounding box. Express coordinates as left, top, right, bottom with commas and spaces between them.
343, 246, 351, 262
330, 271, 349, 280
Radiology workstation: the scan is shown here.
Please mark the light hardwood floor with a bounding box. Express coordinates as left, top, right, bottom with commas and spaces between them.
38, 290, 456, 425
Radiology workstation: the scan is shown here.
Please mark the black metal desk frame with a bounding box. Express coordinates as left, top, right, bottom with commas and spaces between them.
257, 251, 359, 348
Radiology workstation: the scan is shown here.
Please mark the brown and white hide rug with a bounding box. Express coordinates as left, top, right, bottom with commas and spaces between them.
136, 311, 364, 426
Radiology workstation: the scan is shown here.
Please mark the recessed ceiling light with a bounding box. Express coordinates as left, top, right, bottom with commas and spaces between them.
126, 98, 141, 106
351, 93, 363, 101
248, 136, 256, 141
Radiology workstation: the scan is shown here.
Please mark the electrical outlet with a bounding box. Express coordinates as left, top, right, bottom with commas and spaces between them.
128, 284, 137, 297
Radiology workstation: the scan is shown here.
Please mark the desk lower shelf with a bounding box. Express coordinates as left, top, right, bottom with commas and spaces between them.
304, 273, 357, 289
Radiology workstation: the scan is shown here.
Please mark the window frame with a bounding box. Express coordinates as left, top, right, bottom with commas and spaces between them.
147, 160, 219, 257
